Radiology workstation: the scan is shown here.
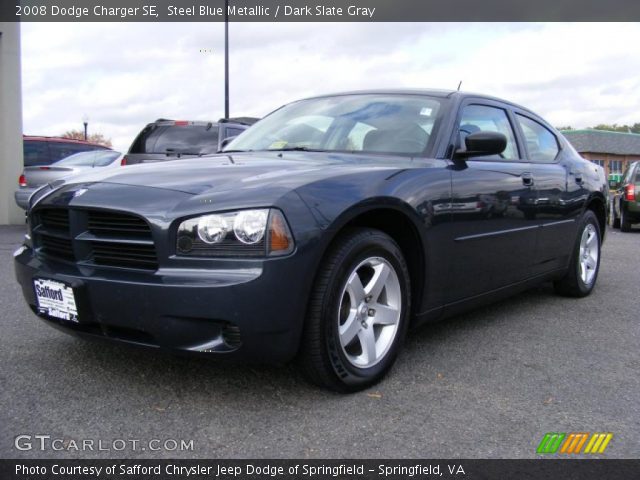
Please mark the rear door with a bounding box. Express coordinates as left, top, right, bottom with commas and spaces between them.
513, 112, 577, 274
447, 100, 538, 301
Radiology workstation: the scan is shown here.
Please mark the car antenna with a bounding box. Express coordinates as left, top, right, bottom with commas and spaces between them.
457, 81, 462, 91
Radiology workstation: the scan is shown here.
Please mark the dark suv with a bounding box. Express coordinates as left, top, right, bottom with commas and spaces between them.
123, 118, 257, 165
610, 161, 639, 231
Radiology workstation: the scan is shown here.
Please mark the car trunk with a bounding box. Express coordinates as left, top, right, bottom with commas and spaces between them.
23, 166, 77, 188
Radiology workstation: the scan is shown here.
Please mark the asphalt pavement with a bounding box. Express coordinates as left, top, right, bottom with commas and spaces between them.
1, 225, 638, 459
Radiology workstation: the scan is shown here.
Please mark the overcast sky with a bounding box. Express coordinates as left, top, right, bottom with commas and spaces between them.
21, 22, 640, 152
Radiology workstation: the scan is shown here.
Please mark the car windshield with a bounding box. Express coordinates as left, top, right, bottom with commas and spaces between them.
54, 150, 121, 167
224, 94, 445, 157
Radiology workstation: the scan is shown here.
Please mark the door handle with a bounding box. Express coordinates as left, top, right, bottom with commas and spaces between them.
522, 172, 534, 187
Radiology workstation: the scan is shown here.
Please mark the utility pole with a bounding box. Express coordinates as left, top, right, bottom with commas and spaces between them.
224, 0, 229, 119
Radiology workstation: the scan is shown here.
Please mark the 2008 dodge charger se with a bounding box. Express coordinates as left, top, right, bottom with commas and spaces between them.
15, 90, 608, 391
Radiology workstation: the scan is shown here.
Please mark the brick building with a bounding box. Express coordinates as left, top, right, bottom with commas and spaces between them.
562, 129, 640, 178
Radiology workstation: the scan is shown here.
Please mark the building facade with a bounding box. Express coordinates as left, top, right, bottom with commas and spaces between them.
0, 22, 24, 225
562, 129, 640, 179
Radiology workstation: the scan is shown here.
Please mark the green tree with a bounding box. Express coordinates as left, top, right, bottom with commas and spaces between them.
590, 123, 640, 134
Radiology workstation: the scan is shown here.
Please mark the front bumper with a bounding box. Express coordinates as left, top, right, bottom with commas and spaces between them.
14, 188, 36, 210
14, 246, 313, 363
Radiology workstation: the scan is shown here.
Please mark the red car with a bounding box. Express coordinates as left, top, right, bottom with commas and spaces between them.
16, 136, 111, 209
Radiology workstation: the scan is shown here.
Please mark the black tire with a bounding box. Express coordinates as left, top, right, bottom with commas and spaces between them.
610, 201, 620, 229
554, 210, 601, 297
612, 217, 621, 229
620, 204, 632, 232
299, 228, 411, 392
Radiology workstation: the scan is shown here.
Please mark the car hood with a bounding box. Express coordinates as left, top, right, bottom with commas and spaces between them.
63, 152, 413, 196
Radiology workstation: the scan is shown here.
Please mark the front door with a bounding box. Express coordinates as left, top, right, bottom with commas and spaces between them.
446, 102, 538, 302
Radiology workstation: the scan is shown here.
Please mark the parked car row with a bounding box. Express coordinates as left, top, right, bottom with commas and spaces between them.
15, 118, 257, 210
609, 161, 640, 232
14, 90, 610, 391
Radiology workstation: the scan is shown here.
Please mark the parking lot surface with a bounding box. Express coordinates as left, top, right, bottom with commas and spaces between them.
1, 225, 638, 458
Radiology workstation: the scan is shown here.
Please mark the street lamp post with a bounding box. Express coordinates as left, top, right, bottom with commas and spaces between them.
82, 114, 89, 141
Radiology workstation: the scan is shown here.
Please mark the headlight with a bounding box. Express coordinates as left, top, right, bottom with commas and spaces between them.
233, 209, 268, 244
197, 214, 230, 244
177, 208, 294, 257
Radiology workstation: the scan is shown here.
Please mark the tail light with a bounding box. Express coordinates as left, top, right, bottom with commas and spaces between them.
625, 184, 636, 201
18, 174, 27, 187
120, 156, 128, 166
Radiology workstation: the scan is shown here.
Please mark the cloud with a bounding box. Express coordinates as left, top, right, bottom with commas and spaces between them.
21, 22, 640, 151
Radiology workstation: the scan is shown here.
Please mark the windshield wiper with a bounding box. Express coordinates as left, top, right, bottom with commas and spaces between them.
268, 146, 328, 152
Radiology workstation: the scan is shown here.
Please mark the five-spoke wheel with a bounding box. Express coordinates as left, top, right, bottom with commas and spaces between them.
338, 257, 402, 368
300, 228, 410, 392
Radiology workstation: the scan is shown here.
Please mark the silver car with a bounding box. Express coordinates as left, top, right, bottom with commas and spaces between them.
15, 150, 122, 209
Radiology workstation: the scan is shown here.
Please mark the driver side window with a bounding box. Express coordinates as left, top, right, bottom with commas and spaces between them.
459, 105, 519, 160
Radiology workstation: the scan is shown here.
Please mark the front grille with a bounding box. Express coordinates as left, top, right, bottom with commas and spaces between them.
91, 241, 158, 269
32, 208, 158, 271
39, 208, 70, 231
88, 211, 152, 237
40, 235, 74, 261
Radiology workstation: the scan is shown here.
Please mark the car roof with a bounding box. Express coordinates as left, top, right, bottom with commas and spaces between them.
150, 120, 218, 127
23, 135, 111, 147
148, 118, 257, 127
300, 89, 539, 117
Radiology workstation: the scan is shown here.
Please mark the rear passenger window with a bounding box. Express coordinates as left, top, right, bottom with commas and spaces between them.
23, 141, 49, 166
49, 142, 84, 162
459, 105, 519, 160
226, 127, 244, 138
516, 114, 559, 163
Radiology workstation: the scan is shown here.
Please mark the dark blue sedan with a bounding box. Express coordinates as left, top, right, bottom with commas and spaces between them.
14, 90, 608, 391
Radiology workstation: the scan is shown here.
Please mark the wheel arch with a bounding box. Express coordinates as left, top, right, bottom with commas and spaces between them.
584, 192, 607, 242
317, 199, 428, 323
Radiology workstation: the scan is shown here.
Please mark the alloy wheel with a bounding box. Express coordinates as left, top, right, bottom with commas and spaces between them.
579, 223, 599, 286
337, 257, 402, 368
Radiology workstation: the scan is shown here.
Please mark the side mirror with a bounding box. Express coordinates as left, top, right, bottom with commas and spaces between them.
455, 131, 507, 159
219, 136, 238, 152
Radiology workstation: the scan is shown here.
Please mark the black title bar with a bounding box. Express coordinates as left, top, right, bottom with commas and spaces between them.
2, 459, 640, 480
3, 0, 640, 22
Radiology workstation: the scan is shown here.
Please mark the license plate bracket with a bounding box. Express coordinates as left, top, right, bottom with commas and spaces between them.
33, 278, 79, 323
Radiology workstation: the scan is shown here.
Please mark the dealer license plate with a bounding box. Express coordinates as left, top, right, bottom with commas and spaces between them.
34, 278, 79, 323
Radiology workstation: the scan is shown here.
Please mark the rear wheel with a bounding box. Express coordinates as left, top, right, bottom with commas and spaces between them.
299, 228, 410, 392
610, 200, 620, 229
554, 210, 601, 297
620, 204, 632, 232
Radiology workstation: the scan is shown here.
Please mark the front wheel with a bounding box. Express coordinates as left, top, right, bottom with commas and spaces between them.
299, 228, 411, 392
554, 210, 601, 297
